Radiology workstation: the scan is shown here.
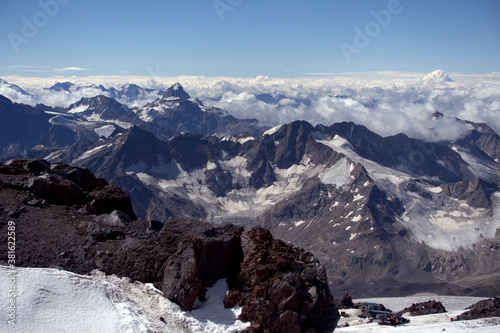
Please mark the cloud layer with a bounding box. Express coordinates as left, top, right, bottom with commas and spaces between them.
3, 71, 500, 141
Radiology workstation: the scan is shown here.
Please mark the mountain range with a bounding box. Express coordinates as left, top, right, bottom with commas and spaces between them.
1, 82, 500, 298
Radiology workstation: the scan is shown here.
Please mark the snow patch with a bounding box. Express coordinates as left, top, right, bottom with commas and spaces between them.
263, 124, 283, 136
67, 104, 89, 113
353, 194, 364, 201
94, 125, 115, 138
320, 157, 351, 187
0, 266, 251, 333
72, 144, 111, 163
294, 220, 306, 227
452, 145, 499, 181
0, 266, 156, 333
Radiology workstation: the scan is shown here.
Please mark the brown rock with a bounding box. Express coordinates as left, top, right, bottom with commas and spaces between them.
28, 175, 87, 206
224, 290, 241, 308
90, 185, 137, 220
162, 243, 203, 311
272, 310, 300, 333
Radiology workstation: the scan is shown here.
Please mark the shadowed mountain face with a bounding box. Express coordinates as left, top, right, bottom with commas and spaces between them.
0, 95, 75, 158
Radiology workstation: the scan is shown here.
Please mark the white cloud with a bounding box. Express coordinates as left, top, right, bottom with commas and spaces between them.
2, 71, 500, 139
8, 65, 90, 73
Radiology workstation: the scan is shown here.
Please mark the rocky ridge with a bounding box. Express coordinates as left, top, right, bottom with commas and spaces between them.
0, 159, 340, 333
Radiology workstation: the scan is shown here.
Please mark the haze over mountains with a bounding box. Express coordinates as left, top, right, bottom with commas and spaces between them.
1, 71, 500, 299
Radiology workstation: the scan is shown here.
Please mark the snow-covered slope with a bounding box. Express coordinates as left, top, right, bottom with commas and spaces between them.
0, 266, 249, 333
336, 296, 500, 332
1, 265, 498, 333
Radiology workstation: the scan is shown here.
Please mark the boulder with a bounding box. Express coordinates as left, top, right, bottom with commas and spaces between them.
94, 210, 132, 227
454, 296, 500, 321
399, 300, 446, 316
0, 162, 26, 175
159, 223, 243, 311
6, 158, 50, 174
228, 227, 340, 333
89, 185, 137, 220
28, 175, 87, 206
51, 163, 108, 191
162, 243, 203, 311
338, 294, 354, 309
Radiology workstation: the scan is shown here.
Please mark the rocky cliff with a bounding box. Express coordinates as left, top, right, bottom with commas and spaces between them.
0, 159, 339, 333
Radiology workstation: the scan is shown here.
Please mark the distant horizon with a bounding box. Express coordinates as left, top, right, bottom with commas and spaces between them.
3, 69, 500, 86
2, 68, 499, 143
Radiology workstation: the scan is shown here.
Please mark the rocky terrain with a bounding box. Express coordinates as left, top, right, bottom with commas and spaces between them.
1, 82, 500, 298
0, 159, 340, 332
454, 296, 500, 321
36, 118, 500, 297
398, 300, 447, 316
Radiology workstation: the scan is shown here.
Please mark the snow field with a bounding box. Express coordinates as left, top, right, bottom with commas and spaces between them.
336, 296, 499, 333
0, 266, 250, 333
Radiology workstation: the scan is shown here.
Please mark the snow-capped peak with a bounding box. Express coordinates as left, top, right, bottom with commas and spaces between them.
161, 83, 190, 100
423, 69, 453, 83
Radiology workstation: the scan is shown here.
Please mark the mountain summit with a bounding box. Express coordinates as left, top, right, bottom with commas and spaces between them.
162, 82, 190, 99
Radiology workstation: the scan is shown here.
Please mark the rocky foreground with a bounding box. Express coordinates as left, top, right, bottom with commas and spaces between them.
0, 159, 339, 333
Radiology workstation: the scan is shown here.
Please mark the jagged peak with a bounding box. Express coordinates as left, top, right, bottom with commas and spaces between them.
70, 95, 123, 109
432, 111, 445, 119
161, 83, 190, 100
48, 81, 75, 92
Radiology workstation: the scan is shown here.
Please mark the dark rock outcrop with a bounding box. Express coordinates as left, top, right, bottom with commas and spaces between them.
231, 227, 340, 333
398, 300, 447, 316
441, 178, 492, 209
4, 159, 136, 219
0, 161, 339, 332
89, 185, 137, 220
338, 294, 354, 309
454, 296, 500, 320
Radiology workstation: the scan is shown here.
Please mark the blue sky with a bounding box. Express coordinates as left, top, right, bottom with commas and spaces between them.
1, 0, 499, 77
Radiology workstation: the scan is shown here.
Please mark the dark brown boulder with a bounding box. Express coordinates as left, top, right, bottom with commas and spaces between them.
399, 300, 447, 316
162, 243, 203, 311
229, 227, 340, 333
28, 175, 87, 206
51, 163, 108, 191
159, 223, 244, 311
6, 158, 50, 174
0, 162, 26, 175
454, 296, 500, 320
339, 294, 354, 309
89, 185, 137, 220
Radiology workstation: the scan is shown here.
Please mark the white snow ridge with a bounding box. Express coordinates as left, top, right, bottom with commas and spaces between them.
0, 266, 249, 333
